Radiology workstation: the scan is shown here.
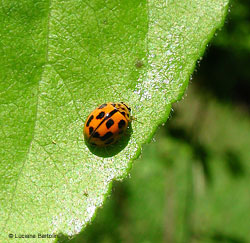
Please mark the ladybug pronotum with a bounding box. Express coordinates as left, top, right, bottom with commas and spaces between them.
84, 102, 131, 146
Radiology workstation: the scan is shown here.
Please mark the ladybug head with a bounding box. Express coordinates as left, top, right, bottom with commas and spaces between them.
121, 102, 131, 112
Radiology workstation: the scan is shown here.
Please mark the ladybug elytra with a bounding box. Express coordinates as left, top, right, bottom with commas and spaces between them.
84, 102, 131, 146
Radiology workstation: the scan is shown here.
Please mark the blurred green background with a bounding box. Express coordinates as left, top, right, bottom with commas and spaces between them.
62, 1, 250, 242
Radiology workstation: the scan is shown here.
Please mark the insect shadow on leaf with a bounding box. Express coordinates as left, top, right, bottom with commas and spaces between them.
85, 125, 133, 158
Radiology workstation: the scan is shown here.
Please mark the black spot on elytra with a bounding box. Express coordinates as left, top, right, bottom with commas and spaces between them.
111, 103, 116, 107
93, 132, 100, 138
96, 111, 105, 119
121, 107, 126, 111
121, 111, 126, 117
105, 138, 114, 145
89, 109, 118, 140
106, 119, 114, 129
100, 131, 113, 141
86, 115, 94, 127
89, 126, 94, 135
110, 108, 117, 114
98, 103, 107, 109
118, 119, 126, 129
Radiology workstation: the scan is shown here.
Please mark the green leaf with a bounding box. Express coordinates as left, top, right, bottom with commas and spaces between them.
0, 0, 228, 241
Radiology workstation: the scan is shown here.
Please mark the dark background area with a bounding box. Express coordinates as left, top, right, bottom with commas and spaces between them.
60, 1, 250, 242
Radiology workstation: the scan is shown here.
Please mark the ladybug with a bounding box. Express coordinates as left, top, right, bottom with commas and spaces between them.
84, 102, 131, 146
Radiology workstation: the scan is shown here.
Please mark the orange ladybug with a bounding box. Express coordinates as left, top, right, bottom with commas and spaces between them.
84, 102, 131, 146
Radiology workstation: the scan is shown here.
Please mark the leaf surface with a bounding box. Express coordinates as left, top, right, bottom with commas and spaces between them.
0, 0, 228, 241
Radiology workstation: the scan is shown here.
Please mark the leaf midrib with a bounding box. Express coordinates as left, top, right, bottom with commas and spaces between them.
3, 0, 52, 231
